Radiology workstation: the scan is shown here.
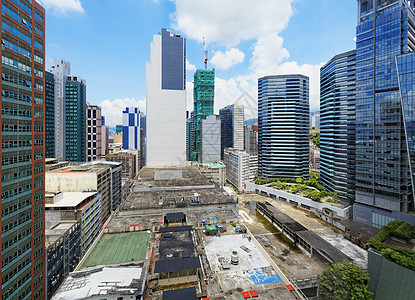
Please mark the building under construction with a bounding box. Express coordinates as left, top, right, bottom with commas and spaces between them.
192, 69, 215, 162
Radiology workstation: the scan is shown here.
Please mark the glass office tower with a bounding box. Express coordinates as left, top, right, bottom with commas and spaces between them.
320, 50, 356, 203
45, 70, 55, 158
1, 1, 46, 298
354, 0, 415, 227
65, 76, 86, 162
258, 75, 309, 179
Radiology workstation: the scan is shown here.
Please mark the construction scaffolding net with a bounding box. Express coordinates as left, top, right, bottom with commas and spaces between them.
191, 69, 215, 161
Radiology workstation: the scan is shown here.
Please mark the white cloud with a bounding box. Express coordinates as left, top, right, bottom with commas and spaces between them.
171, 0, 293, 47
43, 0, 84, 14
186, 77, 242, 116
211, 48, 245, 70
98, 97, 145, 127
214, 77, 244, 113
250, 34, 290, 73
186, 59, 196, 72
171, 0, 321, 113
232, 62, 323, 114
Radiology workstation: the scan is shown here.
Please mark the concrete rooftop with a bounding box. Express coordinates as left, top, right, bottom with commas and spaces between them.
136, 166, 212, 187
52, 266, 144, 300
45, 192, 98, 208
203, 234, 296, 300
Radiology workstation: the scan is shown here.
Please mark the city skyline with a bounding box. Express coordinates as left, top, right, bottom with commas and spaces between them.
4, 1, 415, 299
44, 0, 357, 126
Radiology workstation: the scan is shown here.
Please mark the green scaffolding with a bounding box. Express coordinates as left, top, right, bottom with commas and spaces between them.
191, 68, 215, 162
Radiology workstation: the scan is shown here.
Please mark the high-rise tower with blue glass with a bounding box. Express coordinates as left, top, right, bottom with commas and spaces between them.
320, 50, 356, 203
258, 75, 309, 179
354, 0, 415, 227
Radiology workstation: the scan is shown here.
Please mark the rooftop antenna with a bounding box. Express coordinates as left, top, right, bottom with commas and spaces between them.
203, 37, 208, 69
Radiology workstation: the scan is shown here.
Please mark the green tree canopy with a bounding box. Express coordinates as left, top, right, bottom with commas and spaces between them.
318, 260, 372, 300
311, 190, 321, 202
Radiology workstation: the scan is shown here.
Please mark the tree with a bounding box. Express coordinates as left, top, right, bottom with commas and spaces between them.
309, 172, 318, 186
296, 177, 303, 184
318, 260, 372, 300
311, 190, 321, 202
271, 181, 283, 189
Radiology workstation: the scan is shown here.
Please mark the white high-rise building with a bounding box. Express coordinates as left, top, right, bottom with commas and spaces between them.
224, 148, 258, 192
50, 59, 71, 160
219, 104, 244, 159
233, 105, 245, 150
146, 28, 187, 166
201, 115, 221, 164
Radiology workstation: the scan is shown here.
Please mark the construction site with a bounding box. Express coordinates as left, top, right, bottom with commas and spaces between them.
56, 166, 370, 299
191, 67, 215, 162
145, 211, 300, 300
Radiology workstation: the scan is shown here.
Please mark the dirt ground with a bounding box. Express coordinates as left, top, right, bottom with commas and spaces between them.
238, 195, 325, 280
238, 193, 368, 271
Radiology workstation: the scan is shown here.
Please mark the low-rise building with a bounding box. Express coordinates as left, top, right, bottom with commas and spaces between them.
45, 158, 70, 172
45, 191, 102, 253
46, 165, 112, 224
52, 266, 146, 300
154, 225, 201, 288
199, 163, 226, 187
46, 220, 82, 299
311, 147, 320, 171
122, 179, 132, 203
244, 124, 258, 155
108, 142, 123, 154
91, 161, 123, 211
106, 150, 139, 179
113, 132, 123, 144
224, 148, 258, 192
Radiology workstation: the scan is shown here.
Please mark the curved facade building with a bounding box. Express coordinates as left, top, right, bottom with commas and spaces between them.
320, 50, 356, 203
258, 75, 309, 179
353, 0, 415, 227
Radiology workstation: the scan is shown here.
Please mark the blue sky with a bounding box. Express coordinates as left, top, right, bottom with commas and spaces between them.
44, 0, 357, 126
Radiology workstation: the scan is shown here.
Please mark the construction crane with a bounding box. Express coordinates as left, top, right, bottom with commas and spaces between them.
203, 37, 208, 69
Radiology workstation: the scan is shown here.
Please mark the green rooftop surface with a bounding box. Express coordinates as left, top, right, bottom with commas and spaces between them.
209, 163, 225, 168
82, 231, 150, 267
